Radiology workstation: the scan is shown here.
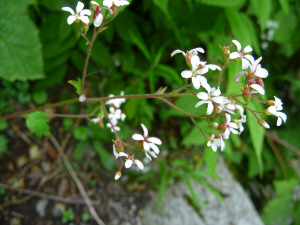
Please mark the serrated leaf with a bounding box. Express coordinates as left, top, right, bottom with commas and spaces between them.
246, 101, 265, 175
26, 111, 51, 138
0, 0, 44, 81
68, 78, 82, 96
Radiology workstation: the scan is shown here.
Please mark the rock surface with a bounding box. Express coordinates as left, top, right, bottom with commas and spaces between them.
140, 157, 264, 225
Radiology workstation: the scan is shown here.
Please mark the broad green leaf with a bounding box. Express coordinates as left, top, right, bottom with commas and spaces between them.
250, 0, 272, 31
92, 140, 115, 171
152, 0, 171, 20
278, 0, 290, 14
0, 135, 8, 154
199, 0, 245, 7
182, 125, 206, 147
246, 101, 265, 175
72, 141, 89, 160
226, 9, 261, 55
0, 0, 44, 81
68, 78, 82, 96
26, 111, 51, 138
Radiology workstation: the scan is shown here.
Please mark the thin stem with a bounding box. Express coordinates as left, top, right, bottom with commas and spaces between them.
77, 23, 91, 44
190, 117, 207, 138
252, 95, 266, 104
232, 96, 261, 119
50, 136, 106, 225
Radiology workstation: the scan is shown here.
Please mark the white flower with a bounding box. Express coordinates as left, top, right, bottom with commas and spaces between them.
106, 121, 120, 132
106, 91, 126, 108
171, 47, 205, 57
108, 107, 126, 124
132, 124, 162, 161
207, 134, 225, 152
116, 152, 144, 170
62, 1, 91, 25
103, 0, 130, 8
91, 1, 104, 27
230, 40, 254, 70
195, 87, 229, 115
268, 96, 287, 126
91, 116, 104, 124
180, 56, 211, 90
222, 113, 239, 139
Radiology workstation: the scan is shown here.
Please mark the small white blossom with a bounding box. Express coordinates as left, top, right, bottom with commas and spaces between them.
103, 0, 130, 8
116, 152, 144, 170
195, 87, 229, 115
106, 91, 126, 108
132, 124, 162, 161
62, 1, 91, 25
106, 121, 120, 132
108, 107, 126, 124
230, 40, 254, 70
79, 94, 86, 102
222, 113, 239, 139
207, 134, 225, 152
171, 47, 205, 57
268, 96, 287, 126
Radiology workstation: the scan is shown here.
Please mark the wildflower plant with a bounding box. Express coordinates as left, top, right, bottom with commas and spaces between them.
1, 1, 288, 184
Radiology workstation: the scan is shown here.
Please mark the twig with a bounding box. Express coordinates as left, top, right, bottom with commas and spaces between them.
0, 183, 93, 205
265, 131, 300, 157
50, 135, 106, 225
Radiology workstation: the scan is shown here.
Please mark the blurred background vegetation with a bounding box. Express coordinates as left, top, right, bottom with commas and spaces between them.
1, 0, 300, 224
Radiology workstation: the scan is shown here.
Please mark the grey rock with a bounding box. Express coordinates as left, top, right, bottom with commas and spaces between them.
140, 157, 264, 225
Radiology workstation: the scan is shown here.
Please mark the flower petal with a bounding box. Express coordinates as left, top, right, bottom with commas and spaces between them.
62, 7, 75, 15
143, 141, 150, 151
76, 1, 84, 13
250, 84, 265, 95
232, 40, 241, 51
125, 159, 133, 168
80, 9, 91, 16
149, 143, 160, 154
148, 137, 162, 145
79, 16, 89, 24
229, 52, 240, 59
103, 0, 113, 8
196, 92, 208, 100
206, 102, 214, 115
195, 100, 208, 108
141, 123, 148, 137
67, 15, 76, 25
243, 45, 253, 53
132, 134, 144, 141
255, 67, 269, 78
171, 49, 184, 57
192, 77, 200, 89
181, 70, 192, 78
134, 160, 144, 170
234, 72, 245, 82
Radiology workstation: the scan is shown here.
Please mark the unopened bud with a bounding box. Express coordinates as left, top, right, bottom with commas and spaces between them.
113, 139, 123, 153
79, 95, 86, 102
115, 171, 121, 180
222, 45, 230, 60
266, 100, 275, 106
258, 119, 270, 129
213, 123, 218, 129
242, 85, 251, 104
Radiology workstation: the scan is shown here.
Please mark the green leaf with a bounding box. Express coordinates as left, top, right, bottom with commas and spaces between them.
250, 0, 272, 31
204, 147, 219, 178
226, 61, 242, 95
73, 126, 89, 142
26, 111, 51, 138
278, 0, 290, 14
32, 90, 47, 105
0, 135, 8, 154
92, 141, 115, 171
246, 101, 265, 175
152, 0, 171, 20
68, 78, 82, 96
0, 120, 9, 131
199, 0, 245, 7
81, 212, 89, 223
226, 9, 261, 55
0, 0, 44, 81
182, 125, 206, 147
72, 141, 89, 160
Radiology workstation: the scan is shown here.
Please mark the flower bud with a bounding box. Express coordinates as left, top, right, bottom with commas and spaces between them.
115, 171, 121, 180
79, 95, 86, 102
212, 123, 218, 129
241, 85, 251, 104
113, 139, 123, 153
266, 100, 275, 106
222, 45, 230, 60
258, 119, 270, 129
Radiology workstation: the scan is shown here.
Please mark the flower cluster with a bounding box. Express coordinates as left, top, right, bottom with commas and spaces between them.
62, 0, 129, 27
172, 40, 287, 152
105, 91, 126, 132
